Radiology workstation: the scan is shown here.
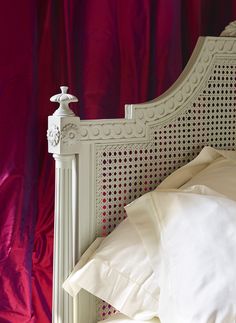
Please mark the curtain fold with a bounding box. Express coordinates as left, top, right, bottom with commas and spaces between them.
0, 1, 236, 322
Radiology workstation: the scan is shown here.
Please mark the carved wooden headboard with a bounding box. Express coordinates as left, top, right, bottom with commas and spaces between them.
47, 22, 236, 323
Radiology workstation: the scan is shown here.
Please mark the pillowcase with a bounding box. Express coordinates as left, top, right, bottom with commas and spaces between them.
63, 218, 160, 320
159, 146, 236, 197
126, 189, 236, 323
180, 156, 236, 200
97, 312, 161, 323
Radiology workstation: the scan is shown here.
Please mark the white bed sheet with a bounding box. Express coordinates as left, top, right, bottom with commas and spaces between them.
98, 312, 160, 323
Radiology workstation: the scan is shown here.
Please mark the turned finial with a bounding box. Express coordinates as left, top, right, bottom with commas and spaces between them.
50, 86, 78, 117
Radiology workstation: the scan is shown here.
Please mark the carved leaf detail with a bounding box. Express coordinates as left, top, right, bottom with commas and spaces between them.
220, 21, 236, 37
61, 124, 79, 145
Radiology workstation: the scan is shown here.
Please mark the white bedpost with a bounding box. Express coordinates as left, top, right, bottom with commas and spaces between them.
47, 86, 80, 323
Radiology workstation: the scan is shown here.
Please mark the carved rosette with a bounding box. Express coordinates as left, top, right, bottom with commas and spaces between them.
47, 125, 60, 147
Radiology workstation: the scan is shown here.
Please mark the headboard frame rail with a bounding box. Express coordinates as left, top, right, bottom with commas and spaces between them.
48, 30, 236, 323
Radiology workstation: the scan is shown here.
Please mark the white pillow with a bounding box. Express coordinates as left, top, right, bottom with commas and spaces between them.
126, 189, 236, 323
63, 218, 160, 320
64, 147, 236, 322
98, 312, 161, 323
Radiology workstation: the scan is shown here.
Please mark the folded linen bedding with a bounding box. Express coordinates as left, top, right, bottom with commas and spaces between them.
126, 187, 236, 323
63, 217, 160, 320
97, 312, 161, 323
63, 147, 236, 323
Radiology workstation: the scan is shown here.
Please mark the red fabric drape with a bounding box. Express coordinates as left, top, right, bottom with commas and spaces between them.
1, 1, 236, 322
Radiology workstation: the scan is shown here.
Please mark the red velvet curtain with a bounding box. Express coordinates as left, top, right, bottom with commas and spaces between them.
1, 1, 236, 322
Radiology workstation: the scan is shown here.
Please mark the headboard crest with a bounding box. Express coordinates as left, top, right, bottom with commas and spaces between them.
48, 36, 236, 149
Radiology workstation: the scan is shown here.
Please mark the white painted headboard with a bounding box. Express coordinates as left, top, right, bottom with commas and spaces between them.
48, 22, 236, 323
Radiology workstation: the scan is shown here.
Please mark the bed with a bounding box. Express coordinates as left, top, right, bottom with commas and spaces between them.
47, 21, 236, 323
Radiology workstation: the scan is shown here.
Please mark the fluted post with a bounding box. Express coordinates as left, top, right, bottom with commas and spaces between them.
53, 154, 75, 323
47, 87, 80, 323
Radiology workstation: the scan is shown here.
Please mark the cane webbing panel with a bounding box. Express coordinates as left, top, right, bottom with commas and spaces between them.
94, 57, 236, 320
